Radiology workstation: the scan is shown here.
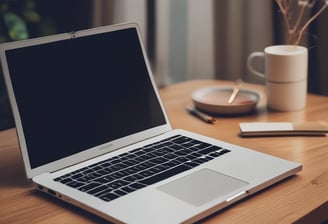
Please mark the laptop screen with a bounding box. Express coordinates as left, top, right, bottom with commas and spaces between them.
4, 27, 166, 169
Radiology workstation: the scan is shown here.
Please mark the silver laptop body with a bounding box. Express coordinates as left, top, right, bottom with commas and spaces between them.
0, 23, 301, 224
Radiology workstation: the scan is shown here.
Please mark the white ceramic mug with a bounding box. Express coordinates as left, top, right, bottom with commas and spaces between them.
247, 45, 308, 111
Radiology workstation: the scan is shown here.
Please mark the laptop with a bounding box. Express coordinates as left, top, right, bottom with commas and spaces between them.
0, 23, 301, 224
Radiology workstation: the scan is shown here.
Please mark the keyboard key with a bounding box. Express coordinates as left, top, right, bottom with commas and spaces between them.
107, 180, 129, 190
88, 184, 110, 196
198, 145, 222, 155
149, 157, 169, 164
94, 174, 115, 183
60, 178, 73, 184
184, 161, 200, 168
121, 186, 136, 193
171, 136, 191, 144
71, 173, 83, 179
139, 170, 157, 178
113, 189, 128, 197
78, 182, 100, 192
67, 181, 85, 188
100, 192, 120, 202
129, 182, 146, 190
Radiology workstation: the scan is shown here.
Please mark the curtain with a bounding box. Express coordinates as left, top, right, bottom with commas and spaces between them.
92, 0, 115, 26
213, 0, 273, 84
153, 0, 273, 86
92, 0, 147, 40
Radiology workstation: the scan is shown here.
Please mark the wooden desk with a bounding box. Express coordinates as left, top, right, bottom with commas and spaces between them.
1, 80, 328, 223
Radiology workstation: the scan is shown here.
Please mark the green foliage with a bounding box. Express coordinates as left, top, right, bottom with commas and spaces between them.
4, 12, 29, 40
0, 0, 42, 42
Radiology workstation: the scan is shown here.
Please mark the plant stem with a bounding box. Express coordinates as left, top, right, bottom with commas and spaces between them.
292, 4, 306, 41
276, 0, 296, 44
295, 3, 328, 45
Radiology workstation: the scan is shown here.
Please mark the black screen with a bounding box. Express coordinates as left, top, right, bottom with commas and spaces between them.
6, 28, 166, 168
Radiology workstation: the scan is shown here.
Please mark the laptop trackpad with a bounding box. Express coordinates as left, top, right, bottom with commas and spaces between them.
158, 169, 248, 206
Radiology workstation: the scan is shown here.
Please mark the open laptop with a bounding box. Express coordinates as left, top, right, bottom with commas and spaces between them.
0, 23, 301, 224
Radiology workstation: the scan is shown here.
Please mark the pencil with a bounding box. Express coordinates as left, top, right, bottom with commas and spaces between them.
185, 106, 216, 124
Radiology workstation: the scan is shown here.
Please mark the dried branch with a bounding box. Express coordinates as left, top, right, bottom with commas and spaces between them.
295, 2, 328, 45
275, 0, 328, 45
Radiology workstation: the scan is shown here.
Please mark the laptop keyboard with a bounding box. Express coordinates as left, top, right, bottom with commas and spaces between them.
54, 135, 230, 202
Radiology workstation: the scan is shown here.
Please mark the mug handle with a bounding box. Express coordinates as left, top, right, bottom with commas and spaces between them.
247, 52, 265, 78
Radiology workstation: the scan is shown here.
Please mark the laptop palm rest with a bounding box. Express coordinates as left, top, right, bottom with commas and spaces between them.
158, 168, 248, 206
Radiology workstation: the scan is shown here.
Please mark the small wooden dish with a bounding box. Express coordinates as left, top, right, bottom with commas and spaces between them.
192, 86, 260, 115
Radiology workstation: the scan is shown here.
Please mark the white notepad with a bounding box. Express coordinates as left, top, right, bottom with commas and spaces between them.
240, 121, 328, 137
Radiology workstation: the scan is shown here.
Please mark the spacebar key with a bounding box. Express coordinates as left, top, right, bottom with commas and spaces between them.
140, 164, 191, 186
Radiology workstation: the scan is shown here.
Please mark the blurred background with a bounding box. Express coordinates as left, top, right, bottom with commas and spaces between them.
0, 0, 327, 131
